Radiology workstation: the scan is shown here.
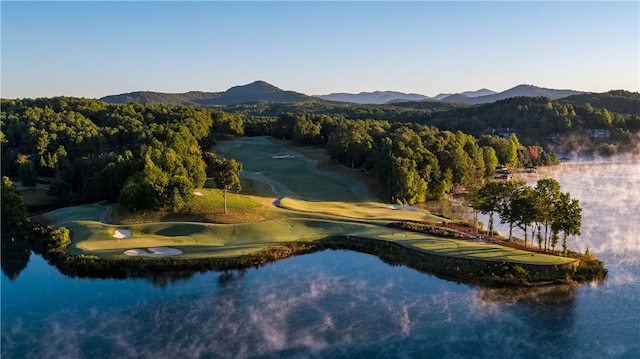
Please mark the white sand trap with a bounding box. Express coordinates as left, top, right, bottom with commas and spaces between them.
113, 229, 132, 238
389, 205, 420, 211
124, 247, 183, 257
194, 190, 204, 196
272, 154, 295, 159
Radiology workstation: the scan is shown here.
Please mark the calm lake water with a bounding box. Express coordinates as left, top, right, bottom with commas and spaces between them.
2, 158, 639, 358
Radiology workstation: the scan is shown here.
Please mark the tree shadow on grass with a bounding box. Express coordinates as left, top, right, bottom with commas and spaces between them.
155, 224, 207, 237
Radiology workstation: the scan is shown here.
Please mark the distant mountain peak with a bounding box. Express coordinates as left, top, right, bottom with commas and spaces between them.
102, 80, 314, 106
227, 80, 282, 94
440, 85, 582, 104
315, 91, 431, 104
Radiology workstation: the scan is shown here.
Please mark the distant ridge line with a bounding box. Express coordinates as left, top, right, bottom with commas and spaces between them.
100, 81, 587, 106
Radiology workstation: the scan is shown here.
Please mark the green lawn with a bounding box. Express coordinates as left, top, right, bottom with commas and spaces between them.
191, 188, 262, 210
39, 136, 576, 267
279, 198, 442, 223
44, 203, 574, 266
379, 234, 574, 265
216, 137, 374, 202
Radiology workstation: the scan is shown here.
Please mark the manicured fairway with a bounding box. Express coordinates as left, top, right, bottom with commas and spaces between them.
279, 198, 443, 223
216, 137, 374, 202
44, 204, 575, 266
40, 136, 576, 268
379, 234, 574, 265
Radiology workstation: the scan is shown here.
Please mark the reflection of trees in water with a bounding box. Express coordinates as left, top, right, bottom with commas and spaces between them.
146, 268, 248, 288
147, 271, 197, 288
217, 269, 247, 286
476, 285, 576, 307
1, 236, 31, 281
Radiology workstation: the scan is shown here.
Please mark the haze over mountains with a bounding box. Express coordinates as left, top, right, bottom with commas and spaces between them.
433, 89, 497, 101
315, 91, 431, 104
101, 80, 586, 106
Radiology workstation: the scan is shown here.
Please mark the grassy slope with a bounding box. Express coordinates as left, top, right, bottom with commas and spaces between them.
41, 136, 575, 266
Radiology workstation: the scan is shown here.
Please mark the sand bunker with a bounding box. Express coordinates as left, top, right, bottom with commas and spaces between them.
124, 247, 183, 257
113, 229, 132, 239
194, 190, 204, 196
389, 205, 420, 211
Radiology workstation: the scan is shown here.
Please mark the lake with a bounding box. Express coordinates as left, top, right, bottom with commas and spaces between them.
2, 158, 639, 358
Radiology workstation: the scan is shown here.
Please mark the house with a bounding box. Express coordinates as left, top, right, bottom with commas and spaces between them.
587, 129, 611, 139
492, 127, 519, 139
547, 133, 564, 143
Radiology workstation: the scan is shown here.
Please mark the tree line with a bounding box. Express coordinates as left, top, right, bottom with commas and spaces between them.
469, 178, 581, 255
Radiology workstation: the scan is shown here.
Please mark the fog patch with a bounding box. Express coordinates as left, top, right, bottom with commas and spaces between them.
499, 158, 640, 264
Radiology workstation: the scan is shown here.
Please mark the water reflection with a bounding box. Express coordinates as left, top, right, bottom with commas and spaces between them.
3, 158, 639, 358
476, 285, 577, 306
1, 236, 31, 281
146, 271, 198, 288
2, 250, 590, 359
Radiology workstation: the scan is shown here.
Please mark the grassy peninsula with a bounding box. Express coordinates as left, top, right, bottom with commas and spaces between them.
27, 137, 605, 286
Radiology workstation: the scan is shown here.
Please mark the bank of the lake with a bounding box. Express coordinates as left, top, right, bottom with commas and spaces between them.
3, 157, 637, 359
23, 221, 603, 287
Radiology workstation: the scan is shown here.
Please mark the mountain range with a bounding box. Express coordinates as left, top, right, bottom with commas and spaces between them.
436, 85, 582, 105
101, 81, 586, 106
315, 91, 431, 104
433, 89, 497, 101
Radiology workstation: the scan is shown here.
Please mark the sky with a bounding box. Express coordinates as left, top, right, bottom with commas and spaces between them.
1, 1, 639, 99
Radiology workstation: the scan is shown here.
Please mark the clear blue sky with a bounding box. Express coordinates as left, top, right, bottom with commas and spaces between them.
2, 1, 638, 99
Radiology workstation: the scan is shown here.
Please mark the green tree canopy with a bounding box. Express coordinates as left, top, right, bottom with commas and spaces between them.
209, 157, 243, 214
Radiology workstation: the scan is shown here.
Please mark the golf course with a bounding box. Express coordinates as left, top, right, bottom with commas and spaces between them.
40, 136, 580, 283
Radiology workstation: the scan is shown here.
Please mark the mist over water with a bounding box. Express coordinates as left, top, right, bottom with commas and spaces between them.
534, 158, 640, 260
2, 158, 639, 358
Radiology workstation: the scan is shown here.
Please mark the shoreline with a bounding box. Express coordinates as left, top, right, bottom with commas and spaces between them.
29, 231, 606, 287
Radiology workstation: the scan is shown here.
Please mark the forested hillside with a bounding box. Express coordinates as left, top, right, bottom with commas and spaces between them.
2, 90, 638, 211
558, 90, 640, 116
238, 93, 640, 156
102, 81, 317, 106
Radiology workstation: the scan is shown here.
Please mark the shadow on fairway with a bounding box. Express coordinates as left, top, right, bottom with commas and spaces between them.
155, 224, 208, 237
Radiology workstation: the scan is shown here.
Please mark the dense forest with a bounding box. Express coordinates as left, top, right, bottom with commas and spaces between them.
1, 97, 558, 214
1, 90, 639, 218
1, 98, 242, 213
235, 91, 640, 155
